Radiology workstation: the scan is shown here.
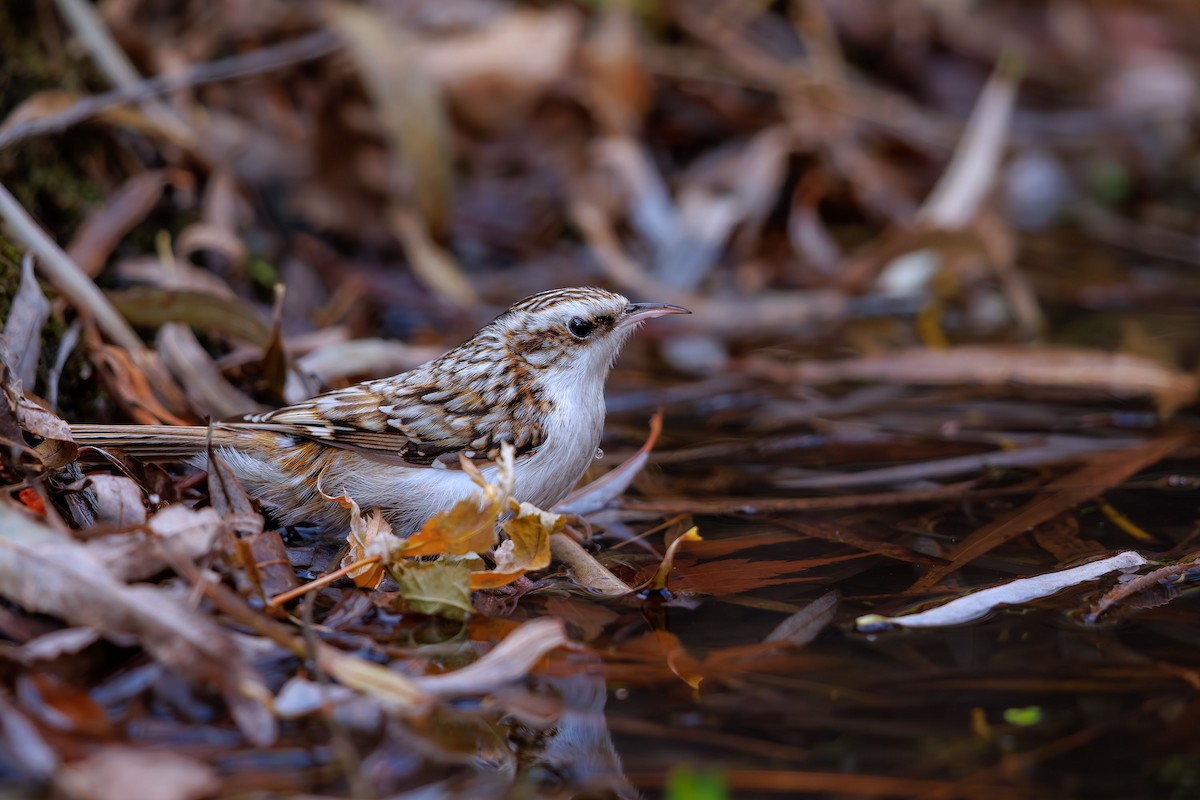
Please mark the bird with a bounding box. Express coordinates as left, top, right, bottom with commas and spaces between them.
69, 287, 689, 532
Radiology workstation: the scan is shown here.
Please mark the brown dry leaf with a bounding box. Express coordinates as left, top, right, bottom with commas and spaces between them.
908, 437, 1185, 592
788, 346, 1200, 417
66, 171, 168, 278
88, 343, 191, 426
0, 503, 275, 745
4, 254, 50, 388
470, 502, 560, 590
389, 208, 477, 311
401, 496, 501, 558
85, 474, 146, 528
13, 391, 78, 471
413, 618, 568, 698
238, 530, 299, 600
87, 505, 222, 583
399, 445, 516, 557
56, 746, 218, 800
648, 527, 702, 591
418, 7, 582, 132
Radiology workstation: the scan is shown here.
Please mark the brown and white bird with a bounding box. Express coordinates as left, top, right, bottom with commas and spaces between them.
70, 287, 688, 532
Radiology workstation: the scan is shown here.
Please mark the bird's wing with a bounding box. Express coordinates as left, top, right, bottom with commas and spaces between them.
239, 376, 545, 468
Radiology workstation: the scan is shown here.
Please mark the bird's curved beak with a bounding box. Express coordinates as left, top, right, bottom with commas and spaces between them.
619, 302, 691, 328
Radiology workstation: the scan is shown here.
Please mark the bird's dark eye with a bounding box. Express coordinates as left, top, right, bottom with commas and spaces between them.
568, 317, 595, 339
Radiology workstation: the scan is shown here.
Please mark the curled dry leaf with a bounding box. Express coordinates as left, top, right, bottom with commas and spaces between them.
84, 474, 146, 528
0, 90, 193, 147
413, 618, 568, 698
647, 527, 702, 592
4, 254, 50, 388
470, 501, 560, 590
87, 343, 191, 426
550, 533, 632, 597
857, 551, 1148, 631
339, 494, 402, 589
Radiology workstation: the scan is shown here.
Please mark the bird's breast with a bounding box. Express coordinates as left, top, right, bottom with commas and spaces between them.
513, 386, 605, 508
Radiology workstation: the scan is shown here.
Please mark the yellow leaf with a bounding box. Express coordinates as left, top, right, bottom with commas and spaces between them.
470, 502, 560, 589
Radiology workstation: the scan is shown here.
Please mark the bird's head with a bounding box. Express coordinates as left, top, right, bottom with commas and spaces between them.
488, 287, 689, 383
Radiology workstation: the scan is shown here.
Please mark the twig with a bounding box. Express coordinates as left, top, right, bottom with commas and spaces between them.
268, 555, 382, 607
0, 181, 147, 357
51, 0, 194, 147
0, 31, 341, 151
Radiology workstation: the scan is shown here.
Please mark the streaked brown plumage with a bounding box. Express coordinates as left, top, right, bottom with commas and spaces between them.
71, 287, 689, 531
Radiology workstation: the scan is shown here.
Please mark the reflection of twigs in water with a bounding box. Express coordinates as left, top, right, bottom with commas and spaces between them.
0, 31, 340, 151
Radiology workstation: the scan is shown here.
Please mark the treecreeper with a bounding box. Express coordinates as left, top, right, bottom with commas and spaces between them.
70, 287, 689, 531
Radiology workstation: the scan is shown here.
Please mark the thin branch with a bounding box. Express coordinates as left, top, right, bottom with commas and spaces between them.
0, 181, 147, 356
0, 31, 341, 151
52, 0, 194, 146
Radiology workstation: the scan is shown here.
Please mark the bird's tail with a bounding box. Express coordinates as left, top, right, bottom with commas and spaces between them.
69, 424, 246, 461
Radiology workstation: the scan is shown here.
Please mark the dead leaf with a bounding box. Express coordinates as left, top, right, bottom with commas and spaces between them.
107, 287, 272, 346
156, 323, 266, 419
550, 533, 632, 597
66, 171, 168, 278
0, 503, 275, 745
88, 342, 191, 426
4, 254, 50, 388
340, 495, 403, 589
87, 504, 221, 583
413, 618, 568, 697
391, 557, 478, 620
860, 552, 1147, 630
85, 474, 146, 528
647, 527, 702, 591
56, 747, 218, 800
470, 502, 559, 589
0, 90, 192, 147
